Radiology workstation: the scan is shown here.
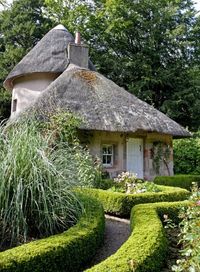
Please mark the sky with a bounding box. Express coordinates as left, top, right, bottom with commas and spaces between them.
195, 0, 200, 11
1, 0, 200, 13
1, 0, 200, 10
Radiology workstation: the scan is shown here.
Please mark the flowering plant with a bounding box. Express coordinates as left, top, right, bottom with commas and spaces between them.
172, 183, 200, 272
114, 171, 137, 184
113, 171, 160, 194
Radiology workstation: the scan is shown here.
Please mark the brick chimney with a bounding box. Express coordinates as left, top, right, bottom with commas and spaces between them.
68, 32, 89, 68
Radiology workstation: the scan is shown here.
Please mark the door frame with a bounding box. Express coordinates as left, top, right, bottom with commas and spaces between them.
126, 138, 144, 178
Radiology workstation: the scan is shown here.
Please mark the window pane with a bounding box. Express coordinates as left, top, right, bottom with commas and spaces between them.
13, 99, 17, 112
107, 146, 112, 154
103, 155, 107, 164
103, 147, 107, 154
107, 155, 112, 164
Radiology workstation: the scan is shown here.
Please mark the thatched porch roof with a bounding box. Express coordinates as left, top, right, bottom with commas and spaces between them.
30, 65, 190, 138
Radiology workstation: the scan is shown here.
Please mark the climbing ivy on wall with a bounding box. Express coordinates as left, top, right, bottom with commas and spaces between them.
152, 141, 171, 175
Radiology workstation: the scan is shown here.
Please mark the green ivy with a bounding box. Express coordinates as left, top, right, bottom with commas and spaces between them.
152, 141, 171, 175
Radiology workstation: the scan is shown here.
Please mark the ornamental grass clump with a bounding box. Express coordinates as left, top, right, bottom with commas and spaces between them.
0, 118, 89, 248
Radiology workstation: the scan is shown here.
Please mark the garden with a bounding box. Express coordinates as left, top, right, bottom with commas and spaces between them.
0, 113, 199, 272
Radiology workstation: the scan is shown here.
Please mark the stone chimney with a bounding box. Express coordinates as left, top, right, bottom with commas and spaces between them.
68, 32, 89, 68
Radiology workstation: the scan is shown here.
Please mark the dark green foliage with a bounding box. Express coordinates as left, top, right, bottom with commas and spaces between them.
0, 0, 54, 119
46, 0, 200, 130
173, 133, 200, 174
154, 175, 200, 191
44, 110, 81, 143
0, 89, 11, 120
84, 186, 190, 218
0, 193, 105, 272
94, 178, 116, 190
86, 201, 188, 272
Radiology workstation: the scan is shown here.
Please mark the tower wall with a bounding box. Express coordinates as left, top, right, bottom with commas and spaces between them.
11, 73, 59, 117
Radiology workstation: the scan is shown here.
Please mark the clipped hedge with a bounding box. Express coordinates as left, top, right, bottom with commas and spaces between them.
154, 175, 200, 191
84, 185, 190, 217
86, 201, 188, 272
0, 193, 105, 272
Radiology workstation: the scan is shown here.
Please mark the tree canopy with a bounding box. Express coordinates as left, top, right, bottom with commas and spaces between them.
0, 0, 200, 131
0, 0, 54, 120
46, 0, 200, 131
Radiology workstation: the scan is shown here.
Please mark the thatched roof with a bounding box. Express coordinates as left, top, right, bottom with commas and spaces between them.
30, 65, 190, 138
4, 25, 95, 90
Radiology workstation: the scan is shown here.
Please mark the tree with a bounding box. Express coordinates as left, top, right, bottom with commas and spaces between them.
46, 0, 200, 131
0, 0, 54, 119
173, 131, 200, 174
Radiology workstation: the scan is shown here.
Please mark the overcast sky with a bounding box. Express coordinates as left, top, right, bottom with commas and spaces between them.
194, 0, 200, 11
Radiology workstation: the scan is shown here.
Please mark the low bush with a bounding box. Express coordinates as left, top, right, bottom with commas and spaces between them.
86, 201, 188, 272
154, 175, 200, 191
84, 186, 190, 217
94, 179, 115, 190
173, 132, 200, 174
0, 193, 105, 272
172, 184, 200, 271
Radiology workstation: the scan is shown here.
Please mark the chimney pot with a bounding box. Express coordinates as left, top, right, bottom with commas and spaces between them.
75, 32, 81, 44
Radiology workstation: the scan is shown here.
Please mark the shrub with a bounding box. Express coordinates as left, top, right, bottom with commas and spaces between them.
154, 175, 200, 191
173, 132, 200, 174
84, 186, 190, 217
0, 193, 105, 272
40, 110, 99, 188
94, 178, 116, 190
0, 114, 98, 247
113, 172, 160, 194
172, 184, 200, 272
86, 201, 188, 272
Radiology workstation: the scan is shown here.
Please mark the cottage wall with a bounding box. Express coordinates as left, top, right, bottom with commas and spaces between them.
84, 130, 173, 180
11, 73, 59, 116
87, 131, 126, 178
143, 133, 173, 180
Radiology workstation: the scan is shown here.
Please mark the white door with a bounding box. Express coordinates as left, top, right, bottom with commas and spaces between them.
126, 138, 144, 178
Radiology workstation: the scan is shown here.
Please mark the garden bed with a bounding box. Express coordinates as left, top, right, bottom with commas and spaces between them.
85, 201, 188, 272
0, 185, 192, 272
84, 185, 190, 217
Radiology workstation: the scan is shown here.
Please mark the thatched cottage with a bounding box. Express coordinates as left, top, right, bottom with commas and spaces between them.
4, 25, 190, 180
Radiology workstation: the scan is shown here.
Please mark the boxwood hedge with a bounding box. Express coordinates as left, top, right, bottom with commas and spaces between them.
154, 175, 200, 191
0, 193, 105, 272
84, 185, 190, 217
86, 201, 188, 272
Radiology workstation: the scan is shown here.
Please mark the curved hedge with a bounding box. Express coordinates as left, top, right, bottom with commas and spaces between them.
84, 185, 190, 217
86, 201, 188, 272
0, 193, 105, 272
154, 175, 200, 191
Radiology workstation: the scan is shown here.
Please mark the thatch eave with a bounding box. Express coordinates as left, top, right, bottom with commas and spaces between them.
27, 65, 191, 138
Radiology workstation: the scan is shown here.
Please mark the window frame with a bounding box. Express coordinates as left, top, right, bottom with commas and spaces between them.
12, 99, 17, 112
102, 144, 114, 167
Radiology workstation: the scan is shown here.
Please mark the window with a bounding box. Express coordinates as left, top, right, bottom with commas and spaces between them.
12, 99, 17, 112
102, 144, 113, 167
